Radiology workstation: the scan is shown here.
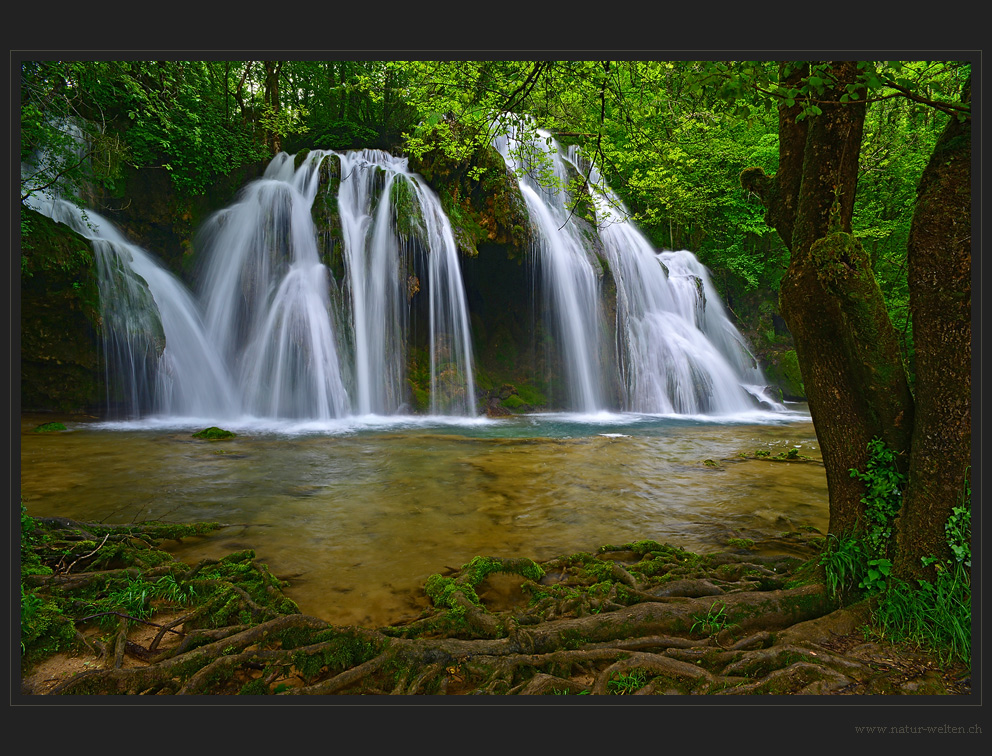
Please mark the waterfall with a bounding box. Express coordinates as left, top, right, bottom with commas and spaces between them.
495, 125, 780, 415
190, 146, 478, 419
26, 123, 778, 422
331, 150, 405, 414
312, 148, 477, 416
493, 126, 607, 412
26, 144, 478, 421
24, 193, 239, 419
404, 170, 479, 416
194, 166, 351, 420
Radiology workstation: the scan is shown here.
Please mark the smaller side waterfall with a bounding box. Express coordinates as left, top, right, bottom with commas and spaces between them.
491, 123, 781, 416
25, 194, 239, 419
493, 127, 607, 412
563, 147, 780, 414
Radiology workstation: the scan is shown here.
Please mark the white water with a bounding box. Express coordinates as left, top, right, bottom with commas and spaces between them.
27, 128, 779, 423
24, 194, 240, 418
321, 149, 477, 416
28, 147, 479, 421
195, 163, 350, 420
569, 146, 778, 412
494, 124, 780, 414
493, 127, 607, 412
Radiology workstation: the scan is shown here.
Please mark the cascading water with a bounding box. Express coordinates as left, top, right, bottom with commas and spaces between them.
565, 147, 779, 413
493, 126, 607, 412
496, 125, 781, 415
27, 120, 778, 422
405, 171, 479, 416
194, 157, 351, 420
187, 146, 479, 419
24, 193, 239, 419
331, 150, 407, 415
313, 148, 478, 416
27, 143, 478, 422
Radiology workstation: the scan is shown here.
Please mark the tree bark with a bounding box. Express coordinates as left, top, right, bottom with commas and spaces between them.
263, 61, 283, 155
894, 82, 972, 579
742, 61, 914, 536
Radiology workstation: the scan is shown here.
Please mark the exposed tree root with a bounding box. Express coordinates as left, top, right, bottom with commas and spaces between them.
20, 520, 971, 696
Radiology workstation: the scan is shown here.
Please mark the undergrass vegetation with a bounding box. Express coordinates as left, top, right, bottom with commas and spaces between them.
818, 443, 971, 664
872, 472, 971, 664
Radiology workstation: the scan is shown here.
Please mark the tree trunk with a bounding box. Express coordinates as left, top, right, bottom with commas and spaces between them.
894, 83, 972, 580
263, 61, 283, 155
742, 61, 914, 536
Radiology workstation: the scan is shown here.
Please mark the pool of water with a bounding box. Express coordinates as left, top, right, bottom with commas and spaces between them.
19, 406, 828, 627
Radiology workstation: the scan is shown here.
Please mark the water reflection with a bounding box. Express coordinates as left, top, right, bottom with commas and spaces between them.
19, 408, 827, 627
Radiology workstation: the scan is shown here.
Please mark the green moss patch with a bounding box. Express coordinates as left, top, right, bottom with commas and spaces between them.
192, 426, 237, 440
33, 422, 68, 433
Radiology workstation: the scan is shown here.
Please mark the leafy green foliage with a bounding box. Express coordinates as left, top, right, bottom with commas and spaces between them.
820, 442, 970, 663
819, 534, 862, 600
849, 437, 905, 564
819, 439, 906, 599
306, 118, 380, 151
944, 474, 971, 568
20, 60, 271, 203
860, 557, 893, 594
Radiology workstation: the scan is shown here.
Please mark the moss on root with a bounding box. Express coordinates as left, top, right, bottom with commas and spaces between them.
20, 515, 969, 696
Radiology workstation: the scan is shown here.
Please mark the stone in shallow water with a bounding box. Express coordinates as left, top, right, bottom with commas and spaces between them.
192, 426, 236, 440
33, 422, 67, 433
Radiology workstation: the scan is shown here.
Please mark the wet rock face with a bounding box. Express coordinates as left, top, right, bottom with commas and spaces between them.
92, 161, 267, 280
20, 208, 104, 412
408, 136, 531, 257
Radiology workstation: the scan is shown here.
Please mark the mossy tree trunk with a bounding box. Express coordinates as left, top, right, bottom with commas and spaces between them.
744, 61, 972, 581
894, 82, 971, 580
742, 61, 915, 537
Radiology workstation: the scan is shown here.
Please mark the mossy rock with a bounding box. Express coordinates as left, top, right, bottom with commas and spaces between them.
20, 206, 104, 412
192, 426, 237, 440
501, 394, 527, 410
764, 348, 805, 400
407, 122, 530, 257
33, 422, 67, 433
